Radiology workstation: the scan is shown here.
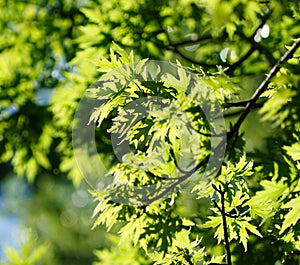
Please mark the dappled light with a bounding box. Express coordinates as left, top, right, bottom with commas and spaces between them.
0, 1, 300, 265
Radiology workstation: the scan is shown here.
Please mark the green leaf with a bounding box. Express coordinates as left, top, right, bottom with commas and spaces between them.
202, 216, 222, 229
119, 217, 144, 246
280, 196, 300, 234
226, 22, 236, 39
4, 247, 21, 263
89, 96, 124, 126
260, 86, 296, 125
239, 223, 249, 251
284, 142, 300, 161
26, 157, 39, 183
247, 178, 288, 218
243, 221, 262, 238
182, 218, 195, 227
92, 202, 123, 231
81, 8, 102, 24
28, 245, 48, 264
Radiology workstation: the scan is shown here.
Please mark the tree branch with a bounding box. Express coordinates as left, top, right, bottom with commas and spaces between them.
224, 101, 264, 109
171, 45, 222, 68
225, 12, 272, 75
212, 184, 232, 265
227, 37, 300, 140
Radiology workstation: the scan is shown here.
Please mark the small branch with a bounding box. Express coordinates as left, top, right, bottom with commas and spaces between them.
222, 109, 245, 119
252, 42, 277, 65
144, 158, 208, 204
161, 22, 225, 68
225, 12, 272, 75
212, 185, 232, 265
172, 46, 221, 67
225, 46, 256, 75
212, 199, 239, 219
228, 37, 300, 140
224, 101, 264, 108
199, 131, 227, 137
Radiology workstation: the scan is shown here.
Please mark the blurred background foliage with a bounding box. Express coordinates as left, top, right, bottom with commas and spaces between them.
0, 0, 299, 264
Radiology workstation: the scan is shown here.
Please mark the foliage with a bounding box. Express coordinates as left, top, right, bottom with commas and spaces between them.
87, 33, 300, 263
1, 0, 300, 264
93, 235, 151, 265
0, 231, 51, 265
0, 0, 86, 183
0, 174, 107, 265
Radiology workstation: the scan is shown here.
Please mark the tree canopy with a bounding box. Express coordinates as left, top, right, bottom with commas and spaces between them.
0, 0, 300, 264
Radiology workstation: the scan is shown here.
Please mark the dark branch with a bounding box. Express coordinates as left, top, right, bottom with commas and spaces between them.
224, 101, 264, 108
171, 45, 222, 68
252, 42, 277, 65
228, 37, 300, 140
212, 185, 232, 265
225, 12, 272, 75
225, 46, 256, 75
212, 199, 239, 219
144, 158, 208, 204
